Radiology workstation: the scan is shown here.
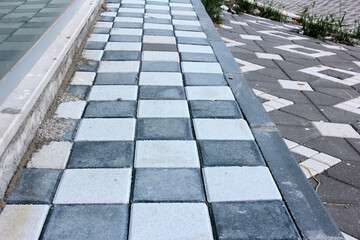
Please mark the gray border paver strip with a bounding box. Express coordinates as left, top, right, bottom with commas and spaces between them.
0, 1, 345, 239
219, 11, 360, 239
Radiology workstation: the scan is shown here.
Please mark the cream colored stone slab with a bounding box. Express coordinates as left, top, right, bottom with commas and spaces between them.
138, 100, 189, 118
0, 205, 49, 240
70, 71, 96, 85
203, 166, 282, 202
105, 42, 142, 51
55, 101, 86, 119
143, 35, 175, 44
186, 86, 234, 100
135, 140, 200, 168
313, 122, 360, 139
53, 168, 132, 204
98, 61, 140, 72
27, 142, 72, 169
88, 85, 138, 101
139, 72, 183, 86
142, 51, 179, 62
181, 62, 222, 73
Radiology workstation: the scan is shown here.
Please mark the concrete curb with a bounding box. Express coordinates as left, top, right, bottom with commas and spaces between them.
192, 0, 343, 239
0, 0, 105, 198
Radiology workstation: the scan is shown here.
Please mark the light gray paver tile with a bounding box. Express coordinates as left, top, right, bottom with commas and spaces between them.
118, 8, 145, 13
88, 34, 109, 42
88, 85, 138, 101
98, 61, 140, 72
135, 140, 200, 168
105, 42, 142, 51
278, 79, 313, 91
145, 5, 170, 10
144, 23, 173, 30
311, 153, 341, 166
138, 100, 189, 118
175, 30, 206, 38
111, 28, 143, 36
70, 71, 96, 85
142, 51, 179, 62
300, 159, 330, 174
312, 122, 360, 139
172, 20, 200, 26
139, 72, 183, 85
129, 203, 213, 240
178, 44, 213, 54
75, 118, 136, 141
203, 166, 282, 202
186, 86, 235, 100
0, 205, 49, 240
193, 119, 254, 140
82, 50, 104, 61
240, 34, 262, 40
55, 101, 86, 119
27, 142, 72, 169
143, 35, 176, 44
171, 10, 197, 16
181, 62, 222, 73
144, 13, 171, 19
255, 52, 283, 60
53, 168, 132, 204
115, 17, 144, 23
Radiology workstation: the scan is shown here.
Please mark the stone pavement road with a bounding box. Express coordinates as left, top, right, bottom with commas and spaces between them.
0, 0, 344, 239
218, 11, 360, 239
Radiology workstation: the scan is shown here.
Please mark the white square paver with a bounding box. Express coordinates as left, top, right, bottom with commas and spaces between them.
0, 205, 50, 240
312, 122, 360, 139
172, 20, 200, 26
144, 13, 171, 20
193, 119, 254, 140
55, 101, 86, 119
142, 51, 179, 62
299, 65, 360, 86
27, 142, 72, 169
186, 86, 234, 100
53, 168, 132, 204
138, 100, 189, 118
88, 85, 138, 101
114, 17, 144, 23
283, 138, 299, 149
169, 2, 193, 8
88, 34, 109, 42
105, 42, 142, 51
203, 166, 282, 202
121, 0, 145, 4
255, 52, 283, 60
182, 62, 222, 73
135, 140, 200, 168
145, 5, 170, 10
82, 50, 103, 61
98, 61, 140, 72
235, 58, 265, 72
75, 118, 136, 141
275, 44, 336, 58
144, 23, 173, 30
278, 79, 313, 91
178, 44, 213, 54
175, 30, 206, 39
95, 22, 113, 28
143, 35, 176, 44
139, 72, 183, 86
229, 20, 248, 26
300, 159, 330, 174
110, 28, 143, 36
311, 153, 341, 166
129, 203, 213, 240
70, 71, 96, 85
101, 12, 117, 17
171, 10, 197, 16
118, 8, 145, 13
291, 145, 318, 158
240, 34, 262, 40
258, 30, 307, 40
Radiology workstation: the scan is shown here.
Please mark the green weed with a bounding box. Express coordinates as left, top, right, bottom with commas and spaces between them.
202, 0, 223, 23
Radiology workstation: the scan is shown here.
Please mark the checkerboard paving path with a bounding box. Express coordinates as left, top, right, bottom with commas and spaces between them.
0, 0, 305, 239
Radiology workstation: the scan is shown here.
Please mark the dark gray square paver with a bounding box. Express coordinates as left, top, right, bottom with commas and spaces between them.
85, 41, 106, 50
84, 101, 136, 118
176, 36, 209, 45
141, 61, 180, 72
211, 201, 300, 240
136, 118, 193, 140
189, 100, 242, 118
109, 35, 142, 42
184, 73, 227, 86
76, 61, 99, 72
144, 18, 171, 24
113, 22, 143, 29
133, 168, 205, 202
42, 204, 129, 240
117, 12, 144, 18
102, 51, 141, 61
67, 141, 134, 168
66, 85, 90, 99
94, 73, 138, 85
6, 168, 62, 204
139, 86, 185, 100
198, 140, 265, 166
142, 43, 177, 51
143, 29, 174, 36
92, 27, 111, 34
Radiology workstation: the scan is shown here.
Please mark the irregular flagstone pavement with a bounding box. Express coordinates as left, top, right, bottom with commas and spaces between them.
218, 11, 360, 239
0, 1, 346, 239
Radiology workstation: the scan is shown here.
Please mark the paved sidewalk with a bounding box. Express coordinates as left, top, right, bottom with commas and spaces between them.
0, 0, 342, 239
218, 12, 360, 239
